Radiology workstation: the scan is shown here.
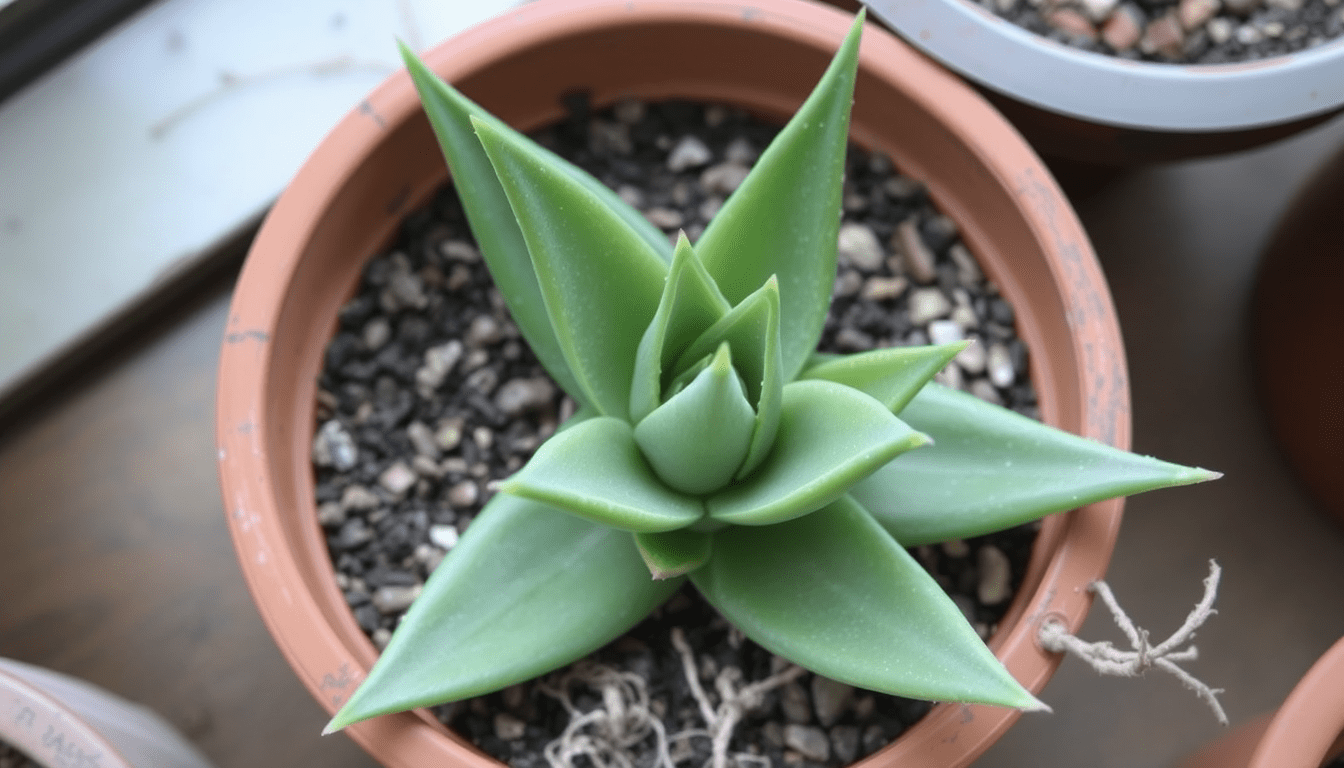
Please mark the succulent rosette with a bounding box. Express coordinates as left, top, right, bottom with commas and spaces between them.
327, 13, 1216, 732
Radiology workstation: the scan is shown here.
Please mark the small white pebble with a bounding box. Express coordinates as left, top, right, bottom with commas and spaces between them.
429, 524, 460, 550
928, 319, 965, 346
667, 135, 712, 171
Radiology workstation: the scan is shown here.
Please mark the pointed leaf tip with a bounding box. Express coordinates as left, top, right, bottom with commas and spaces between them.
636, 529, 712, 580
471, 114, 670, 420
693, 495, 1040, 707
800, 342, 968, 414
707, 381, 930, 526
1191, 468, 1222, 483
326, 493, 682, 726
634, 341, 757, 496
694, 11, 861, 380
1023, 694, 1052, 713
855, 383, 1223, 546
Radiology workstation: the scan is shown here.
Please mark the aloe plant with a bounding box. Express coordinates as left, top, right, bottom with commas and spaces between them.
325, 12, 1217, 732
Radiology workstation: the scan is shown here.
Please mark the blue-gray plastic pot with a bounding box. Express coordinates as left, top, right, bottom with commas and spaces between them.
853, 0, 1344, 164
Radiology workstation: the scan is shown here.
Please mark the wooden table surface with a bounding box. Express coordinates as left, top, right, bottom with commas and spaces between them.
3, 117, 1343, 768
0, 281, 376, 768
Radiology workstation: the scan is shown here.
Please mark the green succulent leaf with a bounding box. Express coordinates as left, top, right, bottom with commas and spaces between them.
326, 492, 683, 732
400, 46, 671, 404
706, 380, 930, 526
674, 278, 784, 479
499, 416, 703, 532
693, 13, 863, 381
691, 494, 1043, 708
399, 46, 672, 255
853, 383, 1222, 546
635, 529, 713, 580
470, 116, 669, 420
631, 234, 732, 423
634, 343, 758, 496
800, 342, 969, 413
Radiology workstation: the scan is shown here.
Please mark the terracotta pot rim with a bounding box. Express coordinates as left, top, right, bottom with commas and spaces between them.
1249, 637, 1344, 768
862, 0, 1344, 131
216, 1, 1127, 766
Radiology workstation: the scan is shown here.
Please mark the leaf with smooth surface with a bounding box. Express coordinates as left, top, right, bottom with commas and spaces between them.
635, 529, 712, 579
499, 417, 703, 533
635, 343, 758, 495
400, 46, 673, 257
630, 235, 731, 422
853, 383, 1222, 546
471, 116, 668, 420
401, 45, 584, 402
691, 495, 1042, 708
693, 14, 863, 380
799, 342, 968, 413
706, 380, 930, 526
326, 493, 682, 731
674, 278, 784, 479
401, 47, 672, 402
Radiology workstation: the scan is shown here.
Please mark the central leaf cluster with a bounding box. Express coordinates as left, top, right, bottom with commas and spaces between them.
497, 229, 933, 578
630, 237, 780, 497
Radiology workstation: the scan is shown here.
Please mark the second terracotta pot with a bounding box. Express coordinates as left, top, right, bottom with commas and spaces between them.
1182, 637, 1344, 768
1252, 143, 1344, 526
216, 1, 1129, 766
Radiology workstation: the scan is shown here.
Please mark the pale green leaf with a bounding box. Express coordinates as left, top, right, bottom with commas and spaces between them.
499, 417, 703, 532
799, 342, 968, 413
630, 235, 731, 422
706, 380, 930, 526
556, 402, 600, 434
400, 46, 672, 257
401, 45, 584, 402
635, 529, 713, 579
854, 383, 1222, 546
674, 278, 783, 479
693, 14, 863, 380
470, 116, 668, 420
691, 495, 1042, 708
326, 493, 682, 731
401, 47, 671, 403
634, 343, 758, 495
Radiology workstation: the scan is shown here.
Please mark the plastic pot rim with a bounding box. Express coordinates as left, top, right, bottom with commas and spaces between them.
863, 0, 1344, 132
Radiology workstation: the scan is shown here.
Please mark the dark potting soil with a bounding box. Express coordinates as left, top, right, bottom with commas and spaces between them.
312, 98, 1042, 768
986, 0, 1344, 64
0, 741, 39, 768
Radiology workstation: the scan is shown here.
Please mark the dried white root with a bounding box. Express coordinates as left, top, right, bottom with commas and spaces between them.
669, 627, 806, 768
1039, 559, 1227, 725
540, 628, 805, 768
539, 660, 675, 768
666, 626, 801, 768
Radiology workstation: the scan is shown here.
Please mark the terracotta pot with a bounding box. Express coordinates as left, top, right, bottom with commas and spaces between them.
216, 0, 1129, 765
1181, 637, 1344, 768
838, 0, 1344, 165
1252, 144, 1344, 525
0, 657, 215, 768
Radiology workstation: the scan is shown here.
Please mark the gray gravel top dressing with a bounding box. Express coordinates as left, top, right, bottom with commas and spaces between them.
985, 0, 1344, 63
312, 97, 1041, 768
